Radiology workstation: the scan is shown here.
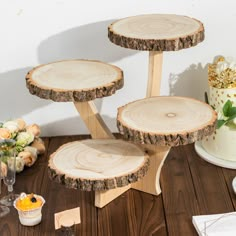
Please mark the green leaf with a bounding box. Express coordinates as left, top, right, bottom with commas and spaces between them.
225, 113, 236, 123
228, 107, 236, 116
217, 119, 227, 129
223, 100, 233, 116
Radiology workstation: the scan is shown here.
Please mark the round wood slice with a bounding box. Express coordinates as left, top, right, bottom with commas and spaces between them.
117, 96, 217, 146
26, 60, 123, 102
48, 139, 149, 191
108, 14, 204, 51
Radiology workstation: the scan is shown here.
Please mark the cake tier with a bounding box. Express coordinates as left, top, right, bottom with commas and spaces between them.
202, 86, 236, 161
209, 86, 236, 111
202, 125, 236, 161
26, 60, 123, 102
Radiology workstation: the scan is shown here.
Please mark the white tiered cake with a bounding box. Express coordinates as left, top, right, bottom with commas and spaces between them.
202, 57, 236, 161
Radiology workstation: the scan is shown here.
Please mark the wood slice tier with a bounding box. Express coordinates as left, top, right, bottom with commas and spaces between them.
108, 14, 204, 51
48, 139, 149, 191
26, 60, 123, 102
117, 96, 217, 146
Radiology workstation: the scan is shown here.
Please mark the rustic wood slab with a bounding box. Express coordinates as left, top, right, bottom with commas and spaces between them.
117, 96, 217, 146
26, 60, 123, 102
108, 14, 204, 51
48, 139, 149, 191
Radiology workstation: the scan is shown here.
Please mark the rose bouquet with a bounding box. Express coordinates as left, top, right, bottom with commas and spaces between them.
0, 118, 45, 173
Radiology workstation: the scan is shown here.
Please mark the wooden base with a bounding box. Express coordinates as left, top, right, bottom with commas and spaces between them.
132, 145, 170, 195
94, 145, 170, 208
95, 185, 131, 208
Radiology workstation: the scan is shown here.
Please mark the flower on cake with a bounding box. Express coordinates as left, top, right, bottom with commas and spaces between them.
0, 118, 45, 172
209, 56, 236, 88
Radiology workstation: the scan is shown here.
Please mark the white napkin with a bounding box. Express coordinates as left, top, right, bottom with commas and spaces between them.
192, 212, 236, 236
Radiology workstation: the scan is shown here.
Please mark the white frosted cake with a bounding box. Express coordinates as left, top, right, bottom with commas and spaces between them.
202, 57, 236, 161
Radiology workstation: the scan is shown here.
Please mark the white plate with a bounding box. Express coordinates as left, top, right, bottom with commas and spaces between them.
194, 141, 236, 169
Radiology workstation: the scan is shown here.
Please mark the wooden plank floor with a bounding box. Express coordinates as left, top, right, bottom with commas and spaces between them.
1, 135, 236, 236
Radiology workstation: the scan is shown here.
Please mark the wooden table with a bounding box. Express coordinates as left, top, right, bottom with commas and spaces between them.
1, 135, 236, 236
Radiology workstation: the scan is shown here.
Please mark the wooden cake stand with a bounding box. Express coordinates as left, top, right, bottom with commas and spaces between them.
107, 14, 213, 196
26, 59, 150, 208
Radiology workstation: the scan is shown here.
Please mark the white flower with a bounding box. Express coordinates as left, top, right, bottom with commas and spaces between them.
216, 57, 236, 75
3, 121, 19, 133
16, 131, 34, 147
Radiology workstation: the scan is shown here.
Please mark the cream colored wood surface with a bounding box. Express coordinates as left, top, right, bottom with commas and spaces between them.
26, 59, 123, 102
49, 139, 148, 181
74, 101, 114, 139
132, 145, 170, 195
110, 14, 203, 40
30, 60, 121, 90
118, 96, 216, 135
108, 14, 204, 51
147, 51, 163, 97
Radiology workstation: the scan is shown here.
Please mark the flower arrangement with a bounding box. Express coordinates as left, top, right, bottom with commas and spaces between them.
0, 118, 45, 173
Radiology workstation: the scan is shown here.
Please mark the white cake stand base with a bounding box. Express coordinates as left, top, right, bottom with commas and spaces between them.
195, 141, 236, 169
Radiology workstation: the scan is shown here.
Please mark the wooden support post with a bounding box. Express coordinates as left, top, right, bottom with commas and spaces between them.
74, 101, 132, 208
131, 51, 169, 195
74, 101, 114, 139
146, 51, 163, 97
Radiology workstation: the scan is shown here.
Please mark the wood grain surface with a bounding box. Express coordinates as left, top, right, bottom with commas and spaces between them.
26, 60, 123, 102
108, 14, 204, 51
48, 139, 149, 191
1, 135, 236, 236
117, 96, 217, 146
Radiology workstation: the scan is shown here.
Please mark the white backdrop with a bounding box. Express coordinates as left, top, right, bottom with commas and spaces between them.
0, 0, 235, 136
